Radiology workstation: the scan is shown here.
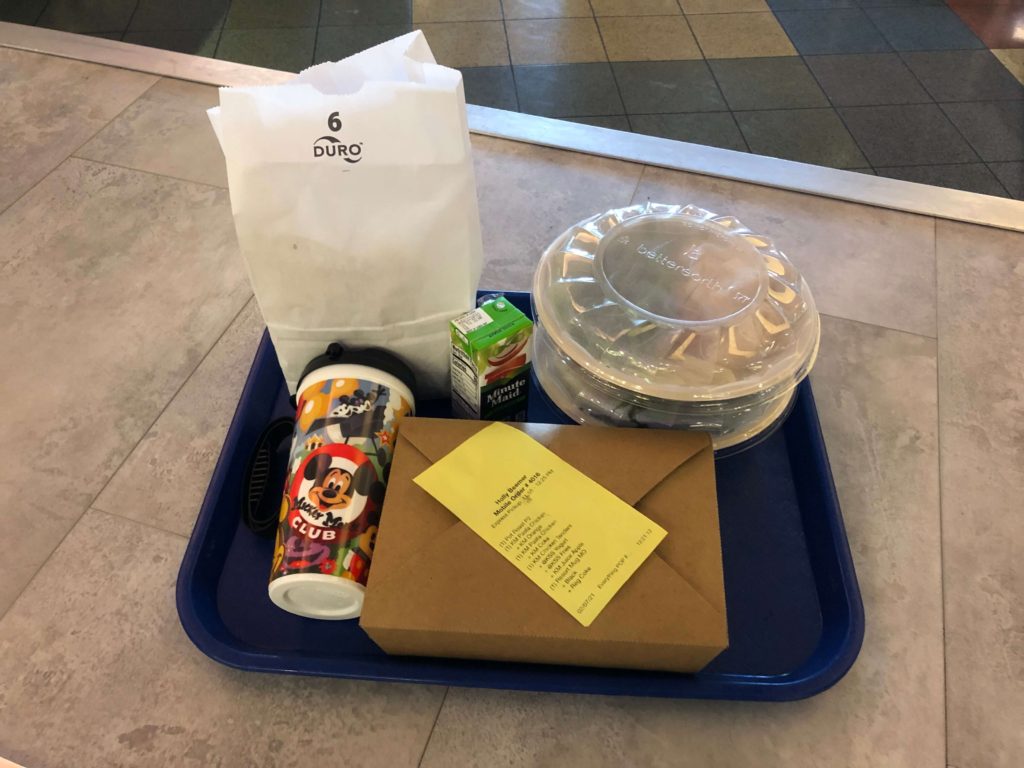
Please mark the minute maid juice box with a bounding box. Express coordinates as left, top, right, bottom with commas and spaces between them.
450, 297, 532, 421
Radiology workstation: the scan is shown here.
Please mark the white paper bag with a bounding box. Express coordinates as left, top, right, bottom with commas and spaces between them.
209, 31, 483, 397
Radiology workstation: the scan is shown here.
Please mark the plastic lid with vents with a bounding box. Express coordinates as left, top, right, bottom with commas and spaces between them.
532, 203, 820, 404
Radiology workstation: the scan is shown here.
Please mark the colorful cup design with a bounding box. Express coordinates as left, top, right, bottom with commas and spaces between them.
269, 366, 414, 620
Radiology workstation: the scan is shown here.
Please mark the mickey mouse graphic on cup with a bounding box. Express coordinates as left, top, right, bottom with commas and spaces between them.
288, 445, 381, 562
269, 344, 415, 620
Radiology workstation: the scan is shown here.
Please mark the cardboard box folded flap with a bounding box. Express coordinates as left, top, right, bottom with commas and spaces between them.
360, 418, 729, 673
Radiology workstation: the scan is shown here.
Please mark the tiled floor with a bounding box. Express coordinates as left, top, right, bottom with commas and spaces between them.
3, 0, 1023, 197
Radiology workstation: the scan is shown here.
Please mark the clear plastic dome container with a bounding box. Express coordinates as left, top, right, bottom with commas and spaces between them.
531, 203, 820, 451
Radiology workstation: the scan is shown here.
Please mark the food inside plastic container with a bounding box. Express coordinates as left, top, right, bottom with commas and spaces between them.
531, 203, 820, 451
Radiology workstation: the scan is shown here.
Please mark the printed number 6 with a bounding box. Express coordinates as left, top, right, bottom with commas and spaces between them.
328, 112, 342, 132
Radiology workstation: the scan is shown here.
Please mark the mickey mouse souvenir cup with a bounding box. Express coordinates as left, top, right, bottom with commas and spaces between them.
269, 343, 416, 620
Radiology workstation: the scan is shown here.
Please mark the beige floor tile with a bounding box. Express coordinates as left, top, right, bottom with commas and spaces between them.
0, 158, 250, 615
471, 135, 644, 289
415, 21, 510, 67
591, 0, 681, 16
937, 220, 1024, 768
631, 166, 936, 337
507, 17, 606, 64
0, 509, 445, 767
94, 300, 263, 537
689, 12, 796, 58
992, 48, 1024, 85
502, 0, 592, 19
0, 48, 157, 212
598, 16, 703, 61
413, 0, 502, 23
77, 77, 227, 188
422, 315, 944, 768
680, 0, 768, 13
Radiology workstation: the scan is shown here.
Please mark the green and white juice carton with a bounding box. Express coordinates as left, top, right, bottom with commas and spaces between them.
450, 297, 533, 421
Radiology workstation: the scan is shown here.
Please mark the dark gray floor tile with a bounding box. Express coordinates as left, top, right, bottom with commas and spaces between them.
865, 6, 984, 51
0, 0, 47, 24
941, 101, 1024, 162
775, 9, 890, 54
37, 0, 136, 33
315, 24, 412, 62
839, 103, 979, 165
321, 0, 411, 26
805, 53, 930, 106
710, 57, 828, 110
514, 63, 625, 117
876, 163, 1009, 197
93, 32, 123, 39
631, 112, 748, 152
124, 28, 221, 56
128, 0, 229, 31
611, 61, 725, 115
216, 27, 316, 72
461, 66, 518, 110
989, 162, 1024, 199
225, 0, 320, 29
901, 51, 1024, 102
767, 0, 854, 9
734, 108, 868, 167
564, 115, 632, 131
858, 0, 942, 6
850, 167, 876, 174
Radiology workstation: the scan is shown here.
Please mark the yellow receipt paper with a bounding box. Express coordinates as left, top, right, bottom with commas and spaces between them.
413, 423, 667, 626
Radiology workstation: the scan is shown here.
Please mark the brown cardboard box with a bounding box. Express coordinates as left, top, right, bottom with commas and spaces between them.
359, 418, 729, 673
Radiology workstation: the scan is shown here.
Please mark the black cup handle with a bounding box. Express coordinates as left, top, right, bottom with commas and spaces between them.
241, 417, 295, 538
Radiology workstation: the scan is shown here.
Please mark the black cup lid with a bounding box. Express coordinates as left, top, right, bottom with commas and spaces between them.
298, 343, 417, 396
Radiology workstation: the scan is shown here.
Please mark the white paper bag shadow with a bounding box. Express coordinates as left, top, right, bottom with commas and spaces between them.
209, 31, 483, 397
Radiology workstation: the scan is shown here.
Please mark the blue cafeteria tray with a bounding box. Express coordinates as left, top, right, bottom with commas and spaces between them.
177, 291, 863, 701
